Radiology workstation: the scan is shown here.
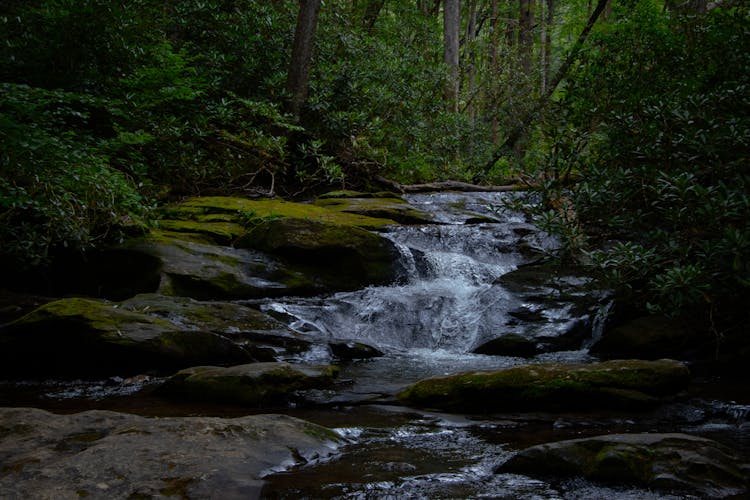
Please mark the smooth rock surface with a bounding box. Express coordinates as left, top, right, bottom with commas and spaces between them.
496, 432, 749, 498
0, 407, 343, 499
158, 362, 339, 405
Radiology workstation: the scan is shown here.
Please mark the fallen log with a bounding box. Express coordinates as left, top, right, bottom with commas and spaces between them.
374, 176, 522, 194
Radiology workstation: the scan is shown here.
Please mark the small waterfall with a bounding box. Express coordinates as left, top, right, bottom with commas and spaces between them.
260, 192, 585, 361
583, 300, 614, 349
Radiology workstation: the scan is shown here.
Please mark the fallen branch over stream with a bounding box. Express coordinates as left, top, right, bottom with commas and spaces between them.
375, 176, 522, 194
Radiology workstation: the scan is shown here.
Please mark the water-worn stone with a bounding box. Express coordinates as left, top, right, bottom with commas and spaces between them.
125, 233, 316, 299
237, 217, 405, 291
496, 433, 749, 498
158, 362, 339, 405
0, 297, 252, 376
397, 359, 690, 412
590, 315, 701, 360
0, 407, 343, 499
472, 262, 609, 354
471, 333, 540, 357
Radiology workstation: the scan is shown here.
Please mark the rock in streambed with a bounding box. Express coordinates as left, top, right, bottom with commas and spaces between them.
0, 407, 343, 499
158, 362, 339, 406
496, 432, 749, 498
397, 359, 690, 412
0, 295, 310, 377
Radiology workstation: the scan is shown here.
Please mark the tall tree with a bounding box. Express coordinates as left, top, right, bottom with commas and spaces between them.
443, 0, 461, 111
540, 0, 554, 94
286, 0, 322, 118
518, 0, 535, 75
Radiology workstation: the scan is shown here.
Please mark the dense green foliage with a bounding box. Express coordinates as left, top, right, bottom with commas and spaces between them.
534, 2, 750, 333
1, 0, 748, 338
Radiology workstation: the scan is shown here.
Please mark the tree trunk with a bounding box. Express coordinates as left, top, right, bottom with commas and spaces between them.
541, 0, 554, 94
466, 0, 478, 121
490, 0, 500, 143
518, 0, 535, 75
443, 0, 461, 111
362, 0, 386, 31
286, 0, 322, 118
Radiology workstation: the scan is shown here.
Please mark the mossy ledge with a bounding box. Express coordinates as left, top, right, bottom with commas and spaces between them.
397, 359, 690, 413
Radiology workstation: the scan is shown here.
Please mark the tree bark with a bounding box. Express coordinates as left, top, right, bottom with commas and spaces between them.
443, 0, 461, 111
466, 0, 478, 121
490, 0, 500, 143
518, 0, 535, 75
541, 0, 554, 94
286, 0, 322, 118
362, 0, 386, 31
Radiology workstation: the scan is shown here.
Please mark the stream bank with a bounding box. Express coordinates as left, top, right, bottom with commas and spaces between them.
1, 191, 748, 498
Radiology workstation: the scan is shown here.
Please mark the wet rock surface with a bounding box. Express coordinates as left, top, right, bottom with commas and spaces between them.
497, 432, 750, 498
397, 359, 691, 412
158, 362, 340, 406
0, 407, 343, 499
0, 297, 253, 377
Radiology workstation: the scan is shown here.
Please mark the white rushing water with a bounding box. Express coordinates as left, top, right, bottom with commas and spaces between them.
260, 191, 594, 390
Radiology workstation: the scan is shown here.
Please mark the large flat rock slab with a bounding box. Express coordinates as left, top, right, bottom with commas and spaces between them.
0, 407, 343, 499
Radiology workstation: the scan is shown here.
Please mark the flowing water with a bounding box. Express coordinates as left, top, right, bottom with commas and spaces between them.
2, 191, 748, 498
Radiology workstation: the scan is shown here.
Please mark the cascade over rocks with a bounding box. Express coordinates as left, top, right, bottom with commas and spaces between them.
472, 262, 609, 355
0, 407, 344, 499
496, 433, 750, 498
397, 359, 690, 412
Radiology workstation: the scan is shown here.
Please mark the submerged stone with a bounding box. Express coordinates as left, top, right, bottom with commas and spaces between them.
0, 407, 343, 499
397, 359, 690, 412
496, 433, 749, 498
158, 362, 339, 405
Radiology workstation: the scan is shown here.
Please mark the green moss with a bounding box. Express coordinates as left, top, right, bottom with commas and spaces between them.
157, 219, 245, 245
159, 362, 338, 405
397, 359, 690, 412
173, 196, 396, 229
313, 197, 433, 225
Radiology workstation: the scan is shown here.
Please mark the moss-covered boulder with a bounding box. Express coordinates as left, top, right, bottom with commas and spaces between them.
397, 359, 690, 412
168, 196, 397, 230
314, 196, 435, 225
124, 233, 315, 299
236, 217, 405, 291
496, 433, 749, 498
158, 362, 339, 405
0, 297, 252, 377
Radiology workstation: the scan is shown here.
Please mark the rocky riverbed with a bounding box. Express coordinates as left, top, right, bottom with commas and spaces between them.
1, 191, 748, 498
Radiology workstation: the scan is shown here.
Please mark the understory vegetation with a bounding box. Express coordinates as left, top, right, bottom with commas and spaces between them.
1, 0, 748, 336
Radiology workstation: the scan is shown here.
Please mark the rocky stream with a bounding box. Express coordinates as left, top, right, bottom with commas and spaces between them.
0, 191, 748, 499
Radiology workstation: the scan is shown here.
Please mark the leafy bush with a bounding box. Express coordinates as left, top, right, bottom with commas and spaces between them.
536, 3, 750, 333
